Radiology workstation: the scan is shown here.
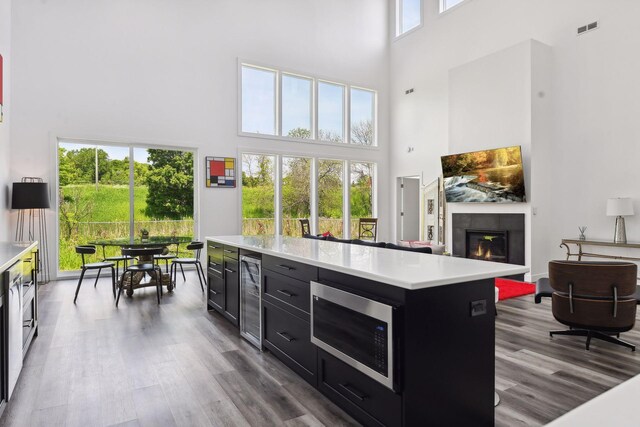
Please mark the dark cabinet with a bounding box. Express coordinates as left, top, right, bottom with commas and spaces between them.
223, 258, 239, 325
262, 269, 310, 320
206, 244, 239, 327
263, 299, 316, 385
318, 349, 402, 427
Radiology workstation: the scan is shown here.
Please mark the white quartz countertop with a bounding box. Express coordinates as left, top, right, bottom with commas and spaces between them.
206, 235, 529, 290
546, 373, 640, 426
0, 241, 38, 272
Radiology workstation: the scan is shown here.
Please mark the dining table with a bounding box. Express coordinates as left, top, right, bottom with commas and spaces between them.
88, 236, 193, 296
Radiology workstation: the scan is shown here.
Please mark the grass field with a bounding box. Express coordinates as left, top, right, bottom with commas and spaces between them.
59, 184, 193, 271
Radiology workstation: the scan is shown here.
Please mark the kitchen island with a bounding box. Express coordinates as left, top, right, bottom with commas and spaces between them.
206, 235, 528, 426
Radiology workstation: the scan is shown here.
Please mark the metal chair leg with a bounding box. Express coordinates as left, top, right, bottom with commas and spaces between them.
93, 268, 102, 287
116, 270, 128, 307
180, 264, 186, 281
195, 262, 205, 292
110, 266, 116, 299
74, 268, 87, 303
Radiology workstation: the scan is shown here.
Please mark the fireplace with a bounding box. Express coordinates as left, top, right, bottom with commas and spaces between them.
452, 213, 525, 267
466, 230, 508, 263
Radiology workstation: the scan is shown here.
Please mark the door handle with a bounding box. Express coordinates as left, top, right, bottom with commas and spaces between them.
276, 289, 295, 298
276, 264, 296, 271
277, 331, 295, 342
339, 383, 367, 401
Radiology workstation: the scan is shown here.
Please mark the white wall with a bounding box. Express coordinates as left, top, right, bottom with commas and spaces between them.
0, 0, 10, 241
10, 0, 390, 278
390, 0, 640, 277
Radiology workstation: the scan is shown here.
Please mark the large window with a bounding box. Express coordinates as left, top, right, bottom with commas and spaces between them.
241, 66, 276, 135
241, 153, 376, 239
282, 75, 313, 138
440, 0, 465, 13
318, 82, 345, 143
282, 157, 312, 236
397, 0, 422, 36
240, 63, 376, 146
350, 162, 375, 238
318, 159, 344, 237
350, 88, 376, 146
57, 141, 195, 272
242, 154, 276, 236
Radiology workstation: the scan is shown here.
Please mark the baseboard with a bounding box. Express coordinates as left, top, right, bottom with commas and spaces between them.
528, 272, 547, 282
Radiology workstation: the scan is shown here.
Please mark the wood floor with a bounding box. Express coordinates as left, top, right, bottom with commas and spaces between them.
1, 272, 639, 426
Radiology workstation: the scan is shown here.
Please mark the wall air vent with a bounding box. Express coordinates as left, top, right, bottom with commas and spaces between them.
577, 21, 599, 36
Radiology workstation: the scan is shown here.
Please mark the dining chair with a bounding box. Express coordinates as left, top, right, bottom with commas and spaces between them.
117, 247, 165, 307
74, 245, 116, 303
100, 245, 135, 282
154, 243, 178, 273
358, 218, 378, 241
299, 219, 311, 236
170, 241, 205, 292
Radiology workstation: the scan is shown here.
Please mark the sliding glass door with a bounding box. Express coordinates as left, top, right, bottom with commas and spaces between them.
57, 141, 195, 272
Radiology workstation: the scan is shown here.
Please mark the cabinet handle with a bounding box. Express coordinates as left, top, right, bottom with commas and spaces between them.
277, 331, 295, 342
210, 289, 218, 295
23, 318, 35, 328
339, 383, 367, 401
210, 261, 219, 266
210, 245, 221, 249
209, 268, 222, 275
224, 268, 236, 274
276, 289, 294, 298
276, 264, 296, 271
224, 249, 236, 254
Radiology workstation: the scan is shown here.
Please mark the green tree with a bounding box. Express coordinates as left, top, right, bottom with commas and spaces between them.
58, 147, 77, 186
287, 127, 311, 139
59, 187, 94, 239
66, 148, 110, 183
144, 149, 194, 219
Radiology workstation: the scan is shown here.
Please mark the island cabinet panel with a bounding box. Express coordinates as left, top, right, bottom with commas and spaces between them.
263, 299, 317, 386
223, 257, 239, 325
262, 269, 310, 320
262, 254, 318, 283
206, 244, 240, 327
318, 349, 402, 427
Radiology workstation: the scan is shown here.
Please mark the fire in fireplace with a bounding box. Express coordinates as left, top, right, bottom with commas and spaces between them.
466, 230, 508, 263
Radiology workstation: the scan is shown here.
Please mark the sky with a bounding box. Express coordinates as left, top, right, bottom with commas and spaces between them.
59, 142, 150, 163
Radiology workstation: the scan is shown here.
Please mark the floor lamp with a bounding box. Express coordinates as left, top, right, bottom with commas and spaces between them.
12, 177, 51, 283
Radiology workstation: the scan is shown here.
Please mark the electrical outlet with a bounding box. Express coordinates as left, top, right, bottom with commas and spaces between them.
470, 300, 487, 317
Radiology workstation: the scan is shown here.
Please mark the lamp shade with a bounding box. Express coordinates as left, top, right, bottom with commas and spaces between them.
606, 197, 634, 217
11, 182, 50, 209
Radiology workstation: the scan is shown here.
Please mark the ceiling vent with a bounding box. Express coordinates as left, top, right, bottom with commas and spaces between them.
577, 21, 599, 36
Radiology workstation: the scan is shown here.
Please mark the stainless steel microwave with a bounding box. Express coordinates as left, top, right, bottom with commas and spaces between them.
310, 281, 396, 390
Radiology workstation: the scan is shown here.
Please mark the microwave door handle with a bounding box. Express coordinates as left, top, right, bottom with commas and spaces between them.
338, 383, 367, 401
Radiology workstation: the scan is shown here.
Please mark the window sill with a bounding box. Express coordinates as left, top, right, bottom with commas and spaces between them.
237, 131, 380, 151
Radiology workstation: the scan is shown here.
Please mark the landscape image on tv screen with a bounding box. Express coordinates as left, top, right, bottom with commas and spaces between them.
441, 146, 526, 203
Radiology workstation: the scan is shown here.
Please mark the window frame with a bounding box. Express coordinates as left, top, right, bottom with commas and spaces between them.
54, 137, 199, 278
240, 150, 377, 239
439, 0, 467, 15
395, 0, 423, 39
238, 60, 378, 149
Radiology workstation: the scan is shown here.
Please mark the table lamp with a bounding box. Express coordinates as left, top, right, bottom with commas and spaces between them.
606, 197, 634, 244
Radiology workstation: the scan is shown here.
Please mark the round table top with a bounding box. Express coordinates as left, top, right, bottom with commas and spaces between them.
88, 236, 193, 247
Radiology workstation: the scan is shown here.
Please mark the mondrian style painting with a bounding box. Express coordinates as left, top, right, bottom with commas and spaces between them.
206, 156, 236, 188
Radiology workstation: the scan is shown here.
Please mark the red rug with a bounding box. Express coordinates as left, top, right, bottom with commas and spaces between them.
495, 278, 535, 301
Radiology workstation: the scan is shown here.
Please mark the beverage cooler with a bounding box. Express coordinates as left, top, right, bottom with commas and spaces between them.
240, 256, 262, 349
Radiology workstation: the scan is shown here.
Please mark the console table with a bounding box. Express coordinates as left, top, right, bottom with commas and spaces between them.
560, 239, 640, 262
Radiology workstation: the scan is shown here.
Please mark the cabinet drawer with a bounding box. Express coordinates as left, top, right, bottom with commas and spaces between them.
207, 241, 223, 263
263, 255, 318, 283
263, 269, 310, 317
263, 300, 316, 381
223, 245, 239, 260
318, 349, 402, 427
208, 258, 224, 277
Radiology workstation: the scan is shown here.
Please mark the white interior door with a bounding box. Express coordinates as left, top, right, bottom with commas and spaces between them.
397, 177, 420, 241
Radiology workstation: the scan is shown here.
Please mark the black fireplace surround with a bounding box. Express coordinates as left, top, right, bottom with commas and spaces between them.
452, 213, 525, 266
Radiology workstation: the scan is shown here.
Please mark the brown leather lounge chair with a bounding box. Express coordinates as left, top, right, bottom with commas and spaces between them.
548, 260, 637, 351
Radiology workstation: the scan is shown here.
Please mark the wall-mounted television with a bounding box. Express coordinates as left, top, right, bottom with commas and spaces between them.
440, 145, 526, 203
